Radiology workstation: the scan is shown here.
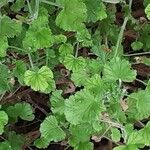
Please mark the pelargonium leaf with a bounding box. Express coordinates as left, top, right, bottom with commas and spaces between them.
24, 66, 53, 92
40, 115, 66, 142
104, 57, 136, 82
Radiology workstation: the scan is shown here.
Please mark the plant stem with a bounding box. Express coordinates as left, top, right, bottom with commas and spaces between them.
26, 0, 33, 15
135, 78, 148, 86
103, 136, 121, 146
28, 53, 34, 68
8, 46, 26, 52
124, 51, 150, 57
40, 0, 62, 8
35, 0, 40, 18
114, 17, 128, 58
114, 0, 133, 58
45, 50, 49, 66
75, 42, 79, 57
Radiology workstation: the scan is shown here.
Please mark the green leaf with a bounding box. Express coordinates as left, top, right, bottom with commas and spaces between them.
84, 74, 108, 96
71, 70, 88, 87
65, 89, 105, 125
131, 41, 143, 51
104, 57, 136, 82
8, 132, 25, 150
127, 131, 143, 145
23, 27, 53, 52
10, 0, 24, 11
51, 90, 65, 115
63, 55, 86, 72
0, 15, 22, 38
0, 37, 8, 57
13, 60, 27, 85
34, 137, 49, 149
69, 123, 93, 147
59, 43, 73, 62
127, 90, 150, 120
130, 122, 150, 146
145, 3, 150, 20
0, 64, 10, 94
74, 142, 93, 150
0, 141, 11, 150
56, 0, 87, 32
0, 111, 8, 134
6, 102, 34, 122
85, 0, 107, 22
111, 128, 121, 142
113, 145, 139, 150
24, 66, 54, 92
40, 115, 66, 142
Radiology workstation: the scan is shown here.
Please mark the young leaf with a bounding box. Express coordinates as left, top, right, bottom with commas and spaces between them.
0, 111, 8, 134
34, 137, 49, 149
131, 41, 143, 51
104, 57, 136, 82
111, 128, 121, 142
24, 66, 54, 92
40, 115, 66, 142
6, 102, 34, 122
65, 89, 105, 125
127, 90, 150, 121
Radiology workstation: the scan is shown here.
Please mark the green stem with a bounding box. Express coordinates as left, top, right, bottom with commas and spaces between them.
114, 16, 128, 58
8, 46, 26, 52
103, 136, 121, 146
114, 0, 133, 58
28, 53, 34, 68
135, 78, 148, 86
45, 50, 49, 66
34, 0, 40, 19
124, 51, 150, 57
75, 42, 79, 58
40, 0, 62, 8
27, 0, 33, 15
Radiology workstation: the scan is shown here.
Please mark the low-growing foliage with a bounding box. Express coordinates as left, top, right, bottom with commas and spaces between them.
0, 0, 150, 150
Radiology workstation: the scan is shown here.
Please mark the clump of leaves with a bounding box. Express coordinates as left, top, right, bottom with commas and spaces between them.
0, 0, 150, 150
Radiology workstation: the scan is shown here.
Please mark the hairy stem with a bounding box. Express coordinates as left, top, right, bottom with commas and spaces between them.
114, 0, 133, 58
28, 53, 34, 68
